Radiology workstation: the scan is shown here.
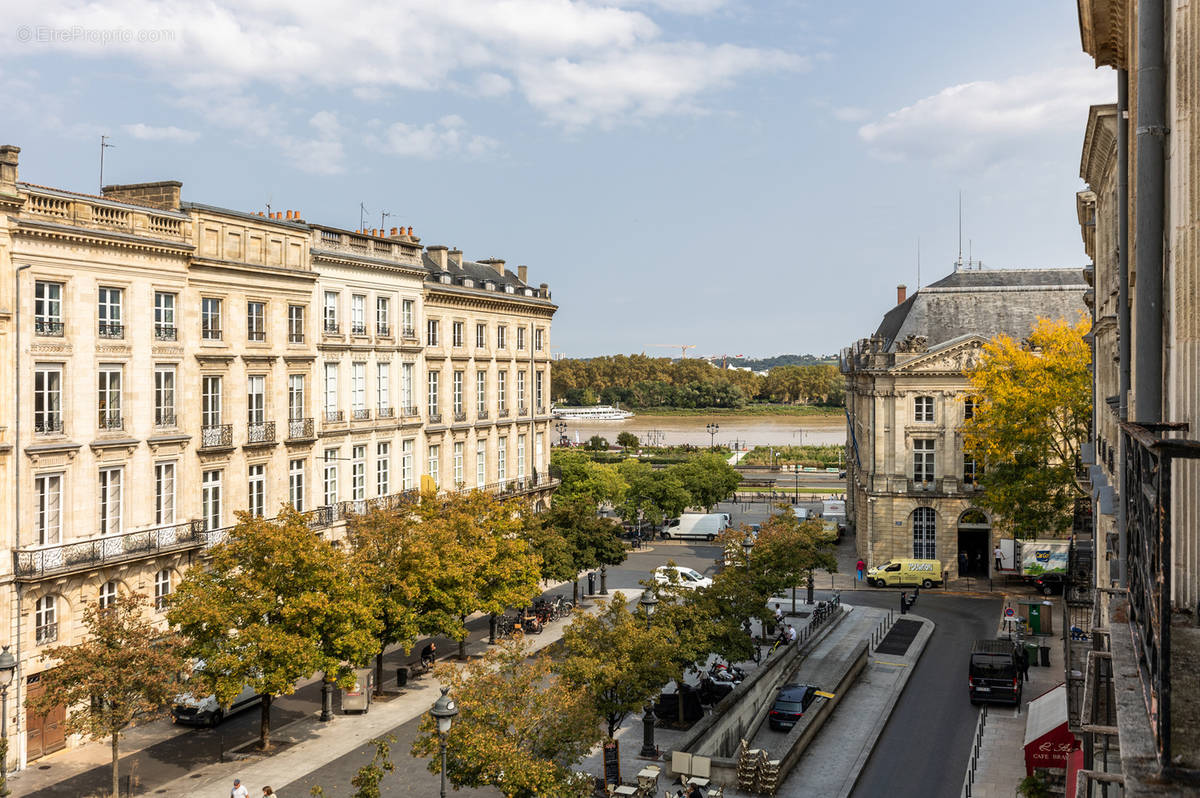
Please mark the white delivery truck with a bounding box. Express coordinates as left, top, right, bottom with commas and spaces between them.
821, 499, 847, 540
661, 512, 730, 541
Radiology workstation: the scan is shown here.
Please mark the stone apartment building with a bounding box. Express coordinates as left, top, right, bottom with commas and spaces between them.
1069, 1, 1200, 793
840, 269, 1087, 577
0, 144, 557, 770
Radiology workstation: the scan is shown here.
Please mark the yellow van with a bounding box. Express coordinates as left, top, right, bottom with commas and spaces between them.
866, 559, 943, 589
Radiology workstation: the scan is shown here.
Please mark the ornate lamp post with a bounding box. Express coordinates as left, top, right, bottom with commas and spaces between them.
742, 533, 755, 566
706, 422, 719, 449
555, 420, 567, 446
0, 645, 14, 776
430, 687, 459, 798
638, 589, 659, 758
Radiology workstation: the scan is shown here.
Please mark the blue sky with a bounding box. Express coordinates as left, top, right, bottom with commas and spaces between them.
2, 0, 1113, 358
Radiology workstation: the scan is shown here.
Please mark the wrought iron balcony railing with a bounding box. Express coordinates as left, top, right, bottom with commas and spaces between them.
200, 423, 233, 449
246, 421, 276, 445
498, 407, 510, 418
154, 324, 177, 341
34, 416, 63, 434
98, 322, 124, 339
35, 318, 64, 337
154, 410, 176, 429
352, 408, 371, 421
402, 326, 417, 340
15, 519, 207, 580
98, 412, 124, 431
376, 323, 391, 337
323, 320, 340, 334
1120, 420, 1200, 768
201, 325, 222, 341
476, 409, 489, 420
324, 410, 344, 423
377, 406, 395, 419
478, 475, 560, 498
517, 405, 529, 416
288, 417, 314, 439
352, 322, 368, 336
428, 411, 443, 425
402, 406, 420, 419
454, 411, 467, 423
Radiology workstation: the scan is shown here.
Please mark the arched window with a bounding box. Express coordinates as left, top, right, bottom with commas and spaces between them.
913, 507, 936, 560
99, 580, 118, 609
154, 569, 172, 611
35, 595, 57, 645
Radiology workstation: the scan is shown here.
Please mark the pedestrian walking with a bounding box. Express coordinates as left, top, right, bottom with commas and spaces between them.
773, 603, 784, 625
262, 788, 276, 797
993, 545, 1004, 572
855, 559, 866, 582
959, 551, 969, 575
231, 779, 249, 798
1018, 645, 1030, 682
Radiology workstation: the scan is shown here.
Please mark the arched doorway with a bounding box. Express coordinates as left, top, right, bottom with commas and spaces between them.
957, 509, 991, 577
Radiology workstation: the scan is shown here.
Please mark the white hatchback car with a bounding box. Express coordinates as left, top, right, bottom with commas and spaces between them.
654, 566, 713, 590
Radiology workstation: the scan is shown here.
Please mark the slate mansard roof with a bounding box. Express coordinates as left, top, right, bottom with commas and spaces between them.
874, 267, 1088, 352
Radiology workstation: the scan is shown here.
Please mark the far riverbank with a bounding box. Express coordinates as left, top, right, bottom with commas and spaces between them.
561, 410, 846, 449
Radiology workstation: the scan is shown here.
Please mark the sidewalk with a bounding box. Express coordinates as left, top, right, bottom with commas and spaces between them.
958, 598, 1066, 798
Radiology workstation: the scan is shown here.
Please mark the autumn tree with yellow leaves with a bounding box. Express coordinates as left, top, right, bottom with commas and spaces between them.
962, 316, 1093, 538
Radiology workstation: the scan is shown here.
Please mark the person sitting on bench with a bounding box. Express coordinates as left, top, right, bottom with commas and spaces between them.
420, 641, 437, 669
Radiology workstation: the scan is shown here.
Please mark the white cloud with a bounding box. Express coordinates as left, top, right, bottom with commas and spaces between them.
832, 106, 869, 122
2, 0, 800, 129
122, 122, 199, 142
368, 115, 499, 160
279, 111, 346, 175
858, 66, 1113, 169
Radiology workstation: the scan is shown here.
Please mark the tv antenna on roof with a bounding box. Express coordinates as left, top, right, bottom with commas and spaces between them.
954, 192, 984, 271
99, 135, 114, 191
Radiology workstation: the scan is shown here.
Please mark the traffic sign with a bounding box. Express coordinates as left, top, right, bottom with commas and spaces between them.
1004, 607, 1015, 618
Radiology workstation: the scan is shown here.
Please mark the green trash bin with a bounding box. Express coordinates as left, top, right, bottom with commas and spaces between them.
1027, 603, 1043, 635
1025, 642, 1039, 669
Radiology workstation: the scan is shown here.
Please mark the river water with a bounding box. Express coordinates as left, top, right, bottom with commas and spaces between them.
562, 412, 847, 449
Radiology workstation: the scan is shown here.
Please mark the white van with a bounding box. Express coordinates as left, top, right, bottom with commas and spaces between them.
654, 566, 713, 590
171, 663, 261, 726
661, 513, 729, 541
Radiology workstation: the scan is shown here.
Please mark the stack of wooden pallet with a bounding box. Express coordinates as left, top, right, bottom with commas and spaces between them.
756, 758, 781, 796
736, 739, 763, 792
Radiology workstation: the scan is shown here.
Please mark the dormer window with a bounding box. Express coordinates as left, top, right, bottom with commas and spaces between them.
439, 273, 451, 284
504, 284, 515, 294
462, 278, 474, 288
522, 288, 534, 296
484, 281, 495, 291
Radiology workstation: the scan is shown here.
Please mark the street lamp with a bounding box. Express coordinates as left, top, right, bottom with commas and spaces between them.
639, 588, 658, 628
742, 533, 755, 566
706, 422, 719, 449
555, 421, 567, 446
637, 590, 659, 759
430, 687, 459, 798
0, 645, 15, 776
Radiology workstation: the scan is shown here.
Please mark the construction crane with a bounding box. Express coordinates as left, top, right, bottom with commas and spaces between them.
652, 344, 696, 359
710, 354, 745, 369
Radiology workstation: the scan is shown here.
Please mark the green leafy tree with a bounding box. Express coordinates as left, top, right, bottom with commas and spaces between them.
558, 594, 677, 737
962, 316, 1093, 538
551, 449, 628, 507
542, 497, 628, 604
586, 435, 609, 450
412, 640, 601, 798
30, 593, 184, 798
668, 452, 742, 510
616, 431, 640, 449
617, 460, 691, 527
169, 509, 381, 750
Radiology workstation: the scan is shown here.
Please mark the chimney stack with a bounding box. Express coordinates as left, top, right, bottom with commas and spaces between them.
479, 258, 506, 277
518, 265, 528, 284
0, 145, 19, 191
428, 245, 449, 271
897, 284, 907, 305
100, 179, 183, 211
448, 248, 463, 266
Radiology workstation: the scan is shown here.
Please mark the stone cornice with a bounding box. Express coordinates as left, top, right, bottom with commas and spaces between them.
425, 286, 556, 317
189, 256, 318, 283
1078, 0, 1128, 69
890, 337, 986, 376
311, 249, 427, 279
13, 218, 195, 257
1080, 104, 1118, 188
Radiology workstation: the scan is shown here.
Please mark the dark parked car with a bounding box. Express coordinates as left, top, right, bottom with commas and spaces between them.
768, 683, 818, 730
968, 639, 1022, 706
1032, 573, 1066, 595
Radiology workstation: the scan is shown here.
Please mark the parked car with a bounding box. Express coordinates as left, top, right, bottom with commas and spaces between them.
1032, 573, 1066, 595
171, 663, 261, 727
768, 683, 818, 730
968, 639, 1022, 706
654, 566, 713, 590
866, 558, 944, 589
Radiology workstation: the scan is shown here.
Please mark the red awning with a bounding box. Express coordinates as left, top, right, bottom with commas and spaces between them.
1022, 684, 1080, 776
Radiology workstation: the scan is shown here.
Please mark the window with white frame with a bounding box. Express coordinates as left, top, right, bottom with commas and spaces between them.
289, 458, 305, 511
288, 304, 305, 343
516, 326, 525, 350
912, 507, 936, 560
963, 454, 979, 486
155, 365, 176, 428
247, 300, 266, 342
452, 321, 464, 348
323, 291, 339, 332
289, 375, 305, 420
324, 448, 339, 506
427, 371, 439, 417
352, 362, 366, 414
475, 323, 486, 348
202, 375, 223, 427
155, 292, 176, 340
377, 363, 390, 413
247, 464, 265, 518
914, 395, 934, 423
476, 371, 487, 414
154, 569, 171, 611
202, 469, 222, 529
453, 371, 463, 415
324, 363, 339, 419
98, 286, 123, 338
497, 325, 507, 349
154, 462, 176, 525
99, 580, 118, 609
535, 432, 544, 474
99, 466, 123, 535
352, 445, 366, 501
34, 364, 62, 434
964, 396, 977, 420
517, 435, 526, 478
402, 362, 413, 411
498, 437, 507, 481
535, 328, 544, 351
453, 442, 464, 486
351, 294, 366, 335
517, 371, 526, 408
98, 365, 123, 430
427, 318, 439, 346
428, 444, 440, 488
377, 443, 390, 495
201, 297, 222, 340
35, 595, 57, 645
247, 375, 266, 425
402, 299, 414, 336
913, 439, 935, 484
401, 439, 414, 489
376, 296, 390, 336
498, 371, 507, 411
35, 281, 63, 335
476, 441, 486, 487
35, 473, 62, 545
536, 371, 544, 410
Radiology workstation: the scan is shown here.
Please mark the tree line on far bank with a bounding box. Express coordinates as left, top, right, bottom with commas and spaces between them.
551, 355, 844, 409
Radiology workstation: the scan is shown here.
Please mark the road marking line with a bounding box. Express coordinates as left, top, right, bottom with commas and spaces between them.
873, 660, 908, 667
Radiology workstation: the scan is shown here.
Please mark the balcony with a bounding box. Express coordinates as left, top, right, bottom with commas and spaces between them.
376, 323, 391, 337
324, 410, 344, 423
536, 404, 545, 415
352, 408, 371, 421
498, 407, 510, 418
14, 519, 207, 581
478, 474, 560, 499
908, 478, 938, 493
246, 421, 276, 446
154, 410, 176, 429
351, 322, 368, 336
154, 324, 177, 342
287, 417, 315, 440
35, 318, 64, 337
332, 490, 420, 521
377, 406, 395, 419
477, 409, 489, 421
323, 320, 340, 335
98, 412, 124, 432
402, 326, 417, 341
98, 322, 124, 339
200, 423, 233, 450
517, 405, 529, 416
34, 416, 63, 435
428, 411, 443, 425
402, 406, 420, 420
453, 411, 467, 423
